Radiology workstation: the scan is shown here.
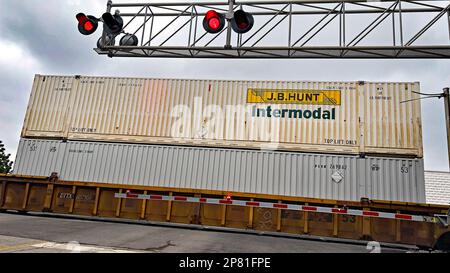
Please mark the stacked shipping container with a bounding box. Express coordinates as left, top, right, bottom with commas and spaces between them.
14, 75, 426, 202
14, 139, 425, 202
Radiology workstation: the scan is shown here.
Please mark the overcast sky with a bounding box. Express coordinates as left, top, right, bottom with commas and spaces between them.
0, 0, 449, 171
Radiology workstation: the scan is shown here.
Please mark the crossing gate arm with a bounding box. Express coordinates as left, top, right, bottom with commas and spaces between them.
115, 192, 439, 223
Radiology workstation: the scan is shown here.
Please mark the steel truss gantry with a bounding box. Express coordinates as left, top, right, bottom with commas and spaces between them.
95, 0, 450, 58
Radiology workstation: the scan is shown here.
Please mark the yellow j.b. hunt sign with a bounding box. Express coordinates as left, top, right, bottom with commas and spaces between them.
247, 89, 341, 105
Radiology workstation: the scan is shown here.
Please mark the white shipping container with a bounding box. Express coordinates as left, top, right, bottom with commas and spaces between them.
13, 138, 426, 203
21, 75, 423, 157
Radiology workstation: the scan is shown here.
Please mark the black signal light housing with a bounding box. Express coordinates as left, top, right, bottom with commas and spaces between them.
231, 10, 254, 34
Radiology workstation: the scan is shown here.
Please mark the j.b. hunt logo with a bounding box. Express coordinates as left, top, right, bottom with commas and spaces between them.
247, 89, 341, 105
248, 89, 338, 120
170, 94, 338, 150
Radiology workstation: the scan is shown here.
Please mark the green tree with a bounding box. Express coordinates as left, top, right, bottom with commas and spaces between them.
0, 140, 13, 173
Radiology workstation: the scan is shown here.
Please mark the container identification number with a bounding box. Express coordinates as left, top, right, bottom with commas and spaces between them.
70, 127, 97, 133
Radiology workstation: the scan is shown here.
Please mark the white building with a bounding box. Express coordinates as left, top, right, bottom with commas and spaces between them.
425, 171, 450, 205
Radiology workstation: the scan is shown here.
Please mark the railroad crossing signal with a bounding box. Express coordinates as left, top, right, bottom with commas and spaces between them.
102, 12, 124, 35
231, 9, 254, 34
77, 0, 450, 59
203, 10, 226, 34
76, 13, 98, 35
76, 10, 139, 47
76, 12, 123, 37
76, 12, 124, 36
202, 9, 254, 34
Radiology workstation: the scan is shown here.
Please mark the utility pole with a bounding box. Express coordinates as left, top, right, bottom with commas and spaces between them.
444, 87, 450, 171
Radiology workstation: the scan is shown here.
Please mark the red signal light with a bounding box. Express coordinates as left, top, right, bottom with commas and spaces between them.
203, 10, 225, 33
84, 21, 94, 31
208, 18, 221, 30
238, 21, 248, 29
76, 13, 98, 35
205, 10, 218, 22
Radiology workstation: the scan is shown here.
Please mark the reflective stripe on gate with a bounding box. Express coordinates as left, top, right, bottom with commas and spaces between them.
115, 193, 435, 223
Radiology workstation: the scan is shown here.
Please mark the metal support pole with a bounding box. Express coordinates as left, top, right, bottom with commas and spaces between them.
399, 0, 404, 46
101, 0, 113, 54
444, 87, 450, 171
392, 1, 397, 46
448, 10, 450, 41
343, 2, 346, 46
225, 0, 235, 49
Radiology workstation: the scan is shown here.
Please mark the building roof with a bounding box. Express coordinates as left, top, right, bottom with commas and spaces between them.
425, 171, 450, 205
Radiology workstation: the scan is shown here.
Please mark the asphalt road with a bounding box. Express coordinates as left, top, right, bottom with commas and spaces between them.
0, 212, 412, 253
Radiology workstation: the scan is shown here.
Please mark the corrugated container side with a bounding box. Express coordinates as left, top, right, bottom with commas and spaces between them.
21, 75, 75, 138
57, 142, 361, 200
362, 82, 422, 156
68, 78, 360, 153
21, 75, 423, 157
13, 139, 65, 176
362, 156, 425, 203
13, 138, 426, 203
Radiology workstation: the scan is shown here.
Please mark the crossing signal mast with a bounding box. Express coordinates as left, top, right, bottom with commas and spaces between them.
76, 9, 138, 48
203, 9, 254, 34
76, 0, 450, 59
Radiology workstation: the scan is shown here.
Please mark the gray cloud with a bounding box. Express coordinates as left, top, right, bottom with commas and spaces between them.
0, 0, 106, 72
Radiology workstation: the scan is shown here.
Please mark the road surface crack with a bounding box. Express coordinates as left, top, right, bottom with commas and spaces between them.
144, 240, 176, 252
